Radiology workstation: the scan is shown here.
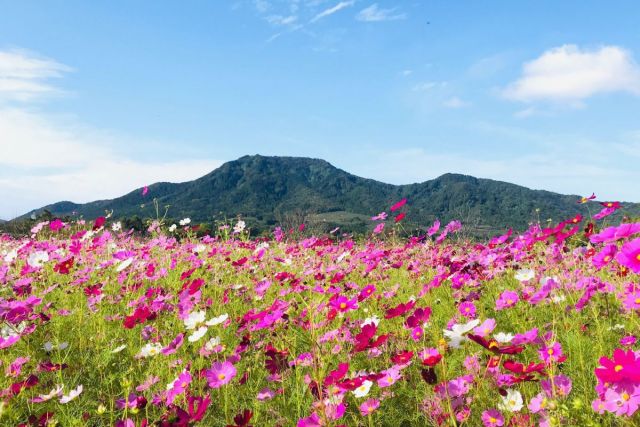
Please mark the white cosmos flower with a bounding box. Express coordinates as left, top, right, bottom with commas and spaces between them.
60, 385, 83, 404
551, 294, 566, 303
443, 319, 481, 349
43, 341, 67, 352
514, 268, 535, 282
169, 224, 177, 232
494, 332, 514, 343
188, 326, 208, 342
3, 249, 18, 264
194, 244, 206, 253
111, 222, 122, 232
362, 315, 380, 327
33, 384, 64, 402
28, 251, 49, 268
116, 258, 134, 272
233, 220, 246, 233
111, 344, 127, 353
205, 313, 229, 327
138, 343, 162, 358
204, 336, 221, 351
184, 311, 207, 330
499, 389, 523, 412
179, 218, 191, 226
352, 380, 372, 398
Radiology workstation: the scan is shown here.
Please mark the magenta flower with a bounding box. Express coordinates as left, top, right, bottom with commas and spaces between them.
166, 370, 192, 404
359, 398, 380, 416
604, 384, 640, 416
206, 361, 237, 388
539, 342, 564, 364
377, 365, 402, 388
473, 318, 496, 337
373, 223, 385, 234
297, 413, 322, 427
411, 326, 424, 341
621, 335, 637, 347
495, 290, 519, 310
616, 238, 640, 273
592, 245, 617, 269
623, 291, 640, 312
481, 409, 504, 427
458, 301, 476, 319
330, 295, 358, 313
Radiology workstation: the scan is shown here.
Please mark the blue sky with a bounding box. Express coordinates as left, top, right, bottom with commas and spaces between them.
1, 1, 639, 219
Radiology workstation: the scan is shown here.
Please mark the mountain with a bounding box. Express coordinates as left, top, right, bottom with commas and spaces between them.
16, 155, 640, 236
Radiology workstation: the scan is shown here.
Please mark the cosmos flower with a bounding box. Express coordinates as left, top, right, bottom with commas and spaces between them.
60, 385, 83, 404
443, 319, 480, 348
206, 361, 237, 388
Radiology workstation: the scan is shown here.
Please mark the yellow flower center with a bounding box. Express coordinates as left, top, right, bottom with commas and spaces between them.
615, 365, 623, 372
636, 253, 640, 262
622, 392, 630, 401
506, 299, 513, 304
386, 376, 393, 383
368, 406, 374, 412
340, 303, 347, 309
547, 348, 554, 355
604, 255, 611, 262
489, 417, 497, 423
218, 373, 226, 380
635, 298, 640, 304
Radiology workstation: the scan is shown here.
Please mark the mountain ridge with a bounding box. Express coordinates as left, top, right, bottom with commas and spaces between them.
15, 155, 640, 236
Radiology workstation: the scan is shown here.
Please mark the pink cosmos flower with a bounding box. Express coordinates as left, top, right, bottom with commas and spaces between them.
621, 335, 637, 347
592, 245, 617, 269
473, 319, 496, 337
390, 198, 407, 212
481, 409, 504, 427
495, 290, 519, 310
458, 301, 476, 319
604, 384, 640, 416
166, 370, 191, 404
360, 398, 380, 416
377, 365, 402, 388
623, 291, 640, 312
427, 220, 440, 236
616, 238, 640, 273
297, 413, 322, 427
206, 361, 237, 388
330, 295, 358, 313
373, 223, 385, 234
595, 348, 640, 383
411, 326, 424, 341
371, 212, 387, 221
539, 342, 564, 364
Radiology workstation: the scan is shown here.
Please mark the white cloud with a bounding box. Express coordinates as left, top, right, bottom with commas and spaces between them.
265, 14, 298, 26
443, 96, 470, 108
254, 0, 270, 13
0, 49, 72, 102
348, 146, 638, 203
412, 81, 446, 92
356, 4, 406, 22
310, 1, 354, 23
0, 49, 222, 219
504, 44, 640, 103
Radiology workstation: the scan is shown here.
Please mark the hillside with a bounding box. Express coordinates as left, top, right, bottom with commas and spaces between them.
16, 155, 640, 236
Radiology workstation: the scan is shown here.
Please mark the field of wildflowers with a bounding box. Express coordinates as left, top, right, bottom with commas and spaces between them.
1, 197, 639, 426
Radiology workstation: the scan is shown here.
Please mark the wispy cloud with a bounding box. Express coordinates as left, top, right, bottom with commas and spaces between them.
443, 97, 471, 108
503, 44, 640, 104
0, 49, 72, 102
310, 1, 355, 23
0, 49, 222, 219
265, 14, 298, 26
356, 4, 406, 22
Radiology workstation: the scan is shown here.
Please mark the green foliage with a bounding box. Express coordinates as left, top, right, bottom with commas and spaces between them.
11, 155, 640, 237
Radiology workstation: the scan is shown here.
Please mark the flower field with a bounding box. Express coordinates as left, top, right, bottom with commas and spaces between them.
1, 200, 640, 426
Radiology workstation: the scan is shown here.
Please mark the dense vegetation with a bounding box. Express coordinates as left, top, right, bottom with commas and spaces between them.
1, 199, 640, 426
11, 156, 637, 237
